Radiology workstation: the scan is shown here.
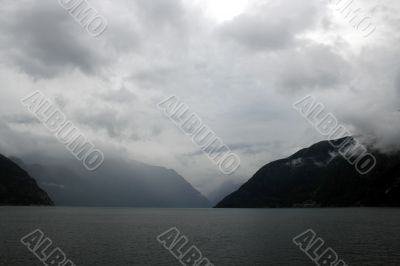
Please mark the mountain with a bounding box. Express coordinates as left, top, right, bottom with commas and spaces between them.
18, 157, 211, 208
0, 154, 53, 206
216, 137, 400, 208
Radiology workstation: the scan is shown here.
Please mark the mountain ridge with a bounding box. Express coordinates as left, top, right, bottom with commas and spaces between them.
16, 156, 211, 208
216, 137, 400, 208
0, 154, 53, 206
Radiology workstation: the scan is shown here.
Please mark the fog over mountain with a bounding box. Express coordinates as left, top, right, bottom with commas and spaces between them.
207, 179, 243, 205
0, 0, 399, 196
10, 153, 210, 208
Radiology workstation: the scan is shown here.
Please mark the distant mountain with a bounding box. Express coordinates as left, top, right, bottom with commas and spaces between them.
18, 157, 211, 208
216, 137, 400, 208
0, 154, 53, 206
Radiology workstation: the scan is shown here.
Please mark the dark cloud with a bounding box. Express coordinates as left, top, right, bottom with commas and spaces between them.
0, 0, 110, 78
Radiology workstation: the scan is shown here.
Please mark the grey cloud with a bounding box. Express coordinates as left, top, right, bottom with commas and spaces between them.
73, 105, 160, 141
0, 119, 63, 158
219, 14, 293, 50
184, 142, 279, 157
0, 0, 109, 78
54, 94, 69, 109
277, 43, 351, 92
130, 67, 178, 88
1, 114, 39, 125
100, 87, 138, 104
228, 142, 282, 155
219, 0, 324, 51
134, 0, 186, 30
74, 108, 127, 139
1, 0, 400, 194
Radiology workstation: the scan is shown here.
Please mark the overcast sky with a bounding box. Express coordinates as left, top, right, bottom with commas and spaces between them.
0, 0, 399, 194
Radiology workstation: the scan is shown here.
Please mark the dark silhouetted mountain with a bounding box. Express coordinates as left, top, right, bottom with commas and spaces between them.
0, 154, 53, 206
19, 157, 211, 208
216, 137, 400, 208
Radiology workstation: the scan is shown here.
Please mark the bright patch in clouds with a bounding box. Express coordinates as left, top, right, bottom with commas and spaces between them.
191, 0, 249, 22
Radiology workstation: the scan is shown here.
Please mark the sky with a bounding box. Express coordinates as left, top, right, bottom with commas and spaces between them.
0, 0, 399, 195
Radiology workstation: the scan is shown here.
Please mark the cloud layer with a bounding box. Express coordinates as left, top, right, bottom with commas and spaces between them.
0, 0, 399, 194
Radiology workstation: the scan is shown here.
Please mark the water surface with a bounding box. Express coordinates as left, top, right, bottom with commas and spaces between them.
1, 207, 399, 266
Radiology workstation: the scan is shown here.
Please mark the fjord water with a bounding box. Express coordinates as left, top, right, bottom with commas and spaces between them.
1, 207, 399, 266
